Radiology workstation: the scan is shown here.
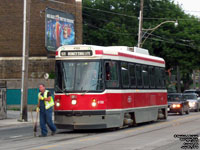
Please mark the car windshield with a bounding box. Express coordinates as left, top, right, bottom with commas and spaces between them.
55, 60, 103, 92
168, 94, 183, 101
183, 95, 197, 100
184, 90, 200, 97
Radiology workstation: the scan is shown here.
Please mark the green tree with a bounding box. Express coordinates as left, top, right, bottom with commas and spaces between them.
83, 0, 200, 90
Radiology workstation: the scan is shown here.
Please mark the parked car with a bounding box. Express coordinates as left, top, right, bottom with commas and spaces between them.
167, 93, 190, 115
184, 89, 200, 99
183, 93, 200, 112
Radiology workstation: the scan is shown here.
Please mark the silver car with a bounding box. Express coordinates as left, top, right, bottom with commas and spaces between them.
183, 93, 200, 112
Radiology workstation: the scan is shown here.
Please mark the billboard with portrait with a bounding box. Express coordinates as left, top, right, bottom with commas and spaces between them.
45, 8, 75, 51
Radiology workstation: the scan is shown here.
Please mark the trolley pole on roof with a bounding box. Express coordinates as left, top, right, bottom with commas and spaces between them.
19, 0, 31, 122
137, 0, 144, 48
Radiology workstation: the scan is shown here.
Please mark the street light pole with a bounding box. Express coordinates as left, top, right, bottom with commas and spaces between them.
140, 20, 178, 47
20, 0, 31, 122
137, 0, 144, 48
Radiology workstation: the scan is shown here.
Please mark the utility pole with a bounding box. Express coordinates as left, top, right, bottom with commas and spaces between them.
137, 0, 144, 48
19, 0, 31, 122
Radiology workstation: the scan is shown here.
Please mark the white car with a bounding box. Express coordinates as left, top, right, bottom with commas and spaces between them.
183, 93, 200, 112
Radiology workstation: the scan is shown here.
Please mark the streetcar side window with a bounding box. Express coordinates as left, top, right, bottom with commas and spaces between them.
121, 62, 129, 88
129, 63, 136, 88
142, 65, 149, 88
160, 68, 166, 88
105, 61, 119, 88
149, 66, 155, 88
55, 61, 63, 93
155, 67, 162, 88
136, 65, 143, 88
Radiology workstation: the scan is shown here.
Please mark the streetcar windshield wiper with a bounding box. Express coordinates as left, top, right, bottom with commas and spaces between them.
55, 85, 69, 96
80, 87, 89, 95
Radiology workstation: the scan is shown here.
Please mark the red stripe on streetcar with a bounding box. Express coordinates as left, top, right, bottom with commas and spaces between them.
95, 50, 103, 55
118, 52, 165, 64
95, 50, 165, 64
95, 50, 118, 56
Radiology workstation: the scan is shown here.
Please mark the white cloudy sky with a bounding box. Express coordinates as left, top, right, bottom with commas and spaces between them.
174, 0, 200, 17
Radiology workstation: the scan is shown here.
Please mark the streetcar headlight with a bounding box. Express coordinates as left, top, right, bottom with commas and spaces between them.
91, 99, 97, 107
56, 102, 60, 107
71, 99, 77, 105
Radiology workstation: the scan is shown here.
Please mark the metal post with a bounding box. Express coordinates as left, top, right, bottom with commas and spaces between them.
193, 70, 196, 89
20, 0, 31, 122
137, 0, 144, 48
198, 71, 200, 90
177, 66, 181, 93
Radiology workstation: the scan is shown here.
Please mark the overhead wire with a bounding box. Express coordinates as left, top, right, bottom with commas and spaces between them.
83, 12, 196, 48
143, 32, 197, 49
82, 12, 139, 30
44, 0, 199, 21
83, 21, 134, 36
42, 0, 200, 48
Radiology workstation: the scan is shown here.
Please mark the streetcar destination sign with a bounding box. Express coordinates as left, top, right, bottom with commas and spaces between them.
60, 50, 92, 56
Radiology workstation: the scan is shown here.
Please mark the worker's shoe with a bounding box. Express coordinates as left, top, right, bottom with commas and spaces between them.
39, 134, 47, 137
51, 131, 56, 136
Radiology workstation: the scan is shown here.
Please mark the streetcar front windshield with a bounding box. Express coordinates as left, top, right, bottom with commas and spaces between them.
55, 61, 103, 93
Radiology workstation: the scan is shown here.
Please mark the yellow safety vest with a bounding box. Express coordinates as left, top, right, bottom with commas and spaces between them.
38, 90, 54, 109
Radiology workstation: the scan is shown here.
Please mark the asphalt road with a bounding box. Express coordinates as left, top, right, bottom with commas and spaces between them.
0, 112, 200, 150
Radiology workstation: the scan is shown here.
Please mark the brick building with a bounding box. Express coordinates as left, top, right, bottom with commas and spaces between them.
0, 0, 82, 79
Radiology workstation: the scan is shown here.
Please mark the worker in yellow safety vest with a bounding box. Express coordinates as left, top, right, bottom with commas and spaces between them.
36, 84, 56, 137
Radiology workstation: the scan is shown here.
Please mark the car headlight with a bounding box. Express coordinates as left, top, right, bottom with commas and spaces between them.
189, 102, 196, 107
172, 104, 181, 108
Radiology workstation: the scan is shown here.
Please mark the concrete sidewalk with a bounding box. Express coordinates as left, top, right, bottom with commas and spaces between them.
0, 110, 37, 128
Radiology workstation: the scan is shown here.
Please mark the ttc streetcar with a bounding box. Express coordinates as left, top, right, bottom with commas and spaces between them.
54, 45, 167, 130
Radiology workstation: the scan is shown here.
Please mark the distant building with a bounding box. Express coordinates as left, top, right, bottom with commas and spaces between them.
0, 0, 82, 79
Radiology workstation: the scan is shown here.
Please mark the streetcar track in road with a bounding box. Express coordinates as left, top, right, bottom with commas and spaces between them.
2, 113, 200, 150
32, 113, 200, 150
75, 116, 200, 150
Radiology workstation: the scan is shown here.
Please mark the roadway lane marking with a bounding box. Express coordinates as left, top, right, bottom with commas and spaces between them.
9, 135, 23, 139
79, 137, 99, 142
32, 145, 57, 150
32, 141, 75, 150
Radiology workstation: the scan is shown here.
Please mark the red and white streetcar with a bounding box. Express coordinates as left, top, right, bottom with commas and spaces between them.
54, 45, 167, 130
